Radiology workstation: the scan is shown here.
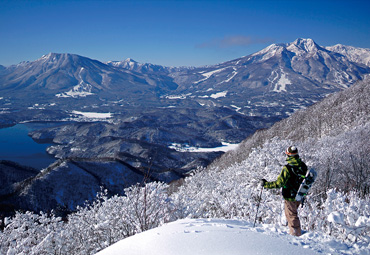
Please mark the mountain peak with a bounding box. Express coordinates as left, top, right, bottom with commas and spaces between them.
251, 38, 320, 58
289, 38, 319, 52
37, 53, 73, 64
39, 52, 67, 60
107, 58, 141, 70
41, 52, 53, 59
293, 38, 315, 44
124, 58, 137, 63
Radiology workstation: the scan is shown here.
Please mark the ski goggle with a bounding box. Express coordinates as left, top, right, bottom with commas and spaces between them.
285, 148, 298, 156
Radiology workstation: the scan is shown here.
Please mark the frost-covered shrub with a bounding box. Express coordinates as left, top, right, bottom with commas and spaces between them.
171, 134, 370, 243
0, 211, 64, 255
323, 189, 370, 243
122, 182, 174, 232
172, 139, 290, 224
62, 182, 173, 254
0, 182, 173, 255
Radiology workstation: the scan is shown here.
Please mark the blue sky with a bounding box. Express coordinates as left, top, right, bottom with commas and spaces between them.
1, 0, 370, 67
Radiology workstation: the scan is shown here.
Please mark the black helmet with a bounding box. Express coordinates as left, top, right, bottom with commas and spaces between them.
285, 146, 298, 156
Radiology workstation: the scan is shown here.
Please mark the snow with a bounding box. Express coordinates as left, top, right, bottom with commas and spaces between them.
28, 103, 46, 110
194, 67, 227, 84
333, 70, 354, 88
210, 91, 227, 99
218, 67, 238, 84
252, 44, 283, 62
356, 217, 370, 228
287, 38, 318, 54
72, 111, 112, 119
197, 91, 228, 99
231, 104, 241, 111
272, 69, 291, 92
165, 93, 192, 99
96, 218, 352, 255
169, 142, 238, 152
326, 44, 370, 67
56, 67, 95, 98
328, 212, 345, 225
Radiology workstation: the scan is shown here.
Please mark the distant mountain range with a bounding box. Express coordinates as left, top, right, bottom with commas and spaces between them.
0, 53, 178, 102
109, 38, 370, 94
1, 38, 369, 106
0, 38, 369, 214
0, 38, 368, 127
172, 38, 369, 91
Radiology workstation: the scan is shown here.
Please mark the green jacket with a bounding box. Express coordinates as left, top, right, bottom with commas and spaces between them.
264, 156, 307, 201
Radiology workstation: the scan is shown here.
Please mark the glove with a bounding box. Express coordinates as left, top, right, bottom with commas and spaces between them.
260, 179, 267, 187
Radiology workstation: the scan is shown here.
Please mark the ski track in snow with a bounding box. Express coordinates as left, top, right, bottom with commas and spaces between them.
272, 69, 291, 92
96, 218, 364, 255
218, 67, 238, 85
56, 67, 95, 98
194, 67, 228, 84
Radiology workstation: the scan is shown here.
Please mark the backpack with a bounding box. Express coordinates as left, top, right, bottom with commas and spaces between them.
282, 163, 309, 200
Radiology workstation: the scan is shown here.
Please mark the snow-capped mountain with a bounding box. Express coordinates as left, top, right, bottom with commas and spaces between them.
326, 44, 370, 67
168, 38, 369, 97
0, 53, 178, 100
106, 58, 190, 74
1, 39, 369, 112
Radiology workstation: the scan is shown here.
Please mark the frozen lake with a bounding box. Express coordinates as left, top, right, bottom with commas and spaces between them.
0, 122, 59, 170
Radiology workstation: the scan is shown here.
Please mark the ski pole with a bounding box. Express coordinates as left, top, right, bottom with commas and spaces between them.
253, 185, 263, 227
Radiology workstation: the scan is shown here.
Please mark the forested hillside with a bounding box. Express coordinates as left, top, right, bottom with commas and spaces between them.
208, 77, 369, 194
171, 78, 369, 249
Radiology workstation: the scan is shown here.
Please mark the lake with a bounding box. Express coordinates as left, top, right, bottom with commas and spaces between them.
0, 122, 61, 170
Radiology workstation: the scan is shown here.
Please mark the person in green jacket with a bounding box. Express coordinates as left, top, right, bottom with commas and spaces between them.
260, 146, 308, 236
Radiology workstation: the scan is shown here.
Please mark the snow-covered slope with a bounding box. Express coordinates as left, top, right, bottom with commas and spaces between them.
0, 53, 178, 100
170, 38, 369, 95
156, 38, 370, 119
96, 218, 363, 255
326, 44, 370, 67
106, 58, 191, 74
210, 75, 370, 172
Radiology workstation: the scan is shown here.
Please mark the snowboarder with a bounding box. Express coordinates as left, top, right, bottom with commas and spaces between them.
260, 146, 307, 236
